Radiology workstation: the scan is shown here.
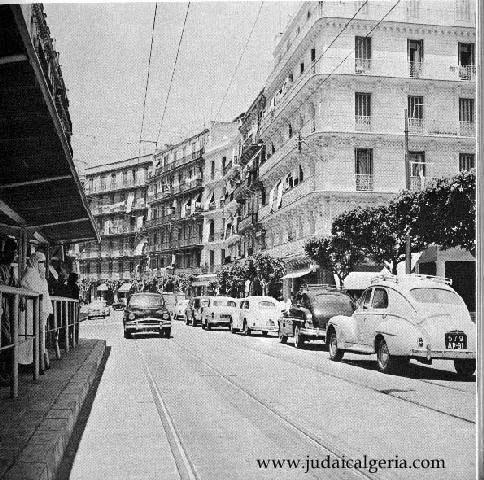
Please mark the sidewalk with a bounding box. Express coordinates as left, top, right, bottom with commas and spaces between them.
0, 339, 106, 480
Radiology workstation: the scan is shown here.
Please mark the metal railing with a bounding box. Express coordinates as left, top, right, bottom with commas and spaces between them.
408, 61, 423, 78
355, 174, 374, 191
355, 58, 371, 74
355, 115, 372, 131
458, 65, 476, 81
0, 285, 80, 399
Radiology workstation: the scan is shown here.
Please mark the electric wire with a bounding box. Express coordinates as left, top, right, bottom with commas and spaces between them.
156, 2, 192, 146
138, 3, 159, 158
214, 1, 265, 119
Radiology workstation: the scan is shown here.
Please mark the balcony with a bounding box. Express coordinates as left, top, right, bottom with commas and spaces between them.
259, 135, 298, 177
172, 178, 203, 195
458, 65, 476, 81
86, 181, 146, 196
355, 174, 374, 192
459, 121, 475, 137
207, 232, 224, 243
408, 117, 424, 134
173, 236, 204, 250
409, 176, 435, 192
354, 58, 371, 75
237, 212, 259, 234
408, 61, 423, 78
355, 115, 372, 132
145, 214, 175, 229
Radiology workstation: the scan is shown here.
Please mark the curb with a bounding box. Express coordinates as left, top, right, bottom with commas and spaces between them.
3, 341, 106, 480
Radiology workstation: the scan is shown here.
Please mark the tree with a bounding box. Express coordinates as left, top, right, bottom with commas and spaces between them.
251, 253, 286, 296
409, 169, 476, 255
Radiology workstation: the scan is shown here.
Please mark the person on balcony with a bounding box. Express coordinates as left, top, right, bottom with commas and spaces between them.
18, 252, 53, 366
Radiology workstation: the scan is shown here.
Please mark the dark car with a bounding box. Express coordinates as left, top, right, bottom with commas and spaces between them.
184, 296, 210, 326
278, 286, 355, 348
123, 292, 172, 338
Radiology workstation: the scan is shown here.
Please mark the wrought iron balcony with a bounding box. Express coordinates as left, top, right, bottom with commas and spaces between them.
459, 121, 475, 136
408, 117, 424, 133
355, 174, 374, 192
458, 65, 476, 81
355, 115, 372, 131
408, 61, 423, 78
354, 58, 371, 74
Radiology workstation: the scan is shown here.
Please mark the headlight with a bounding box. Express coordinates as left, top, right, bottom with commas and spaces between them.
418, 337, 424, 347
128, 313, 136, 320
162, 313, 170, 320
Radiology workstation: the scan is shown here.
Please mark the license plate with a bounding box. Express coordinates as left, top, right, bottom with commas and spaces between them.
445, 332, 467, 349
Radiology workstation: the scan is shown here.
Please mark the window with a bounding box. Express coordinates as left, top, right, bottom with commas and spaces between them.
459, 98, 475, 135
358, 288, 372, 309
372, 288, 388, 309
110, 173, 116, 189
211, 161, 215, 180
408, 96, 424, 131
408, 39, 424, 77
355, 92, 371, 130
100, 176, 106, 191
300, 62, 305, 74
355, 36, 371, 73
209, 220, 215, 242
406, 0, 420, 18
459, 153, 475, 171
311, 48, 316, 62
455, 0, 470, 20
409, 152, 426, 191
288, 123, 293, 138
354, 148, 373, 191
209, 250, 215, 270
458, 43, 475, 80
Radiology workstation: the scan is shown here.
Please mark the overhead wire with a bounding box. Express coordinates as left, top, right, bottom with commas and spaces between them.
155, 2, 192, 146
214, 1, 265, 119
138, 3, 159, 158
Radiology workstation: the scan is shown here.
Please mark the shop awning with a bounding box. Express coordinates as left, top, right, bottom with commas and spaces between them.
117, 282, 132, 293
97, 283, 108, 292
0, 6, 98, 244
281, 268, 312, 280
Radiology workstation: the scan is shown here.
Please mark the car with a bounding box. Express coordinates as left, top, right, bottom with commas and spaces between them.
184, 296, 210, 326
173, 298, 190, 320
278, 286, 355, 348
201, 296, 239, 331
232, 296, 280, 335
327, 274, 477, 377
87, 300, 110, 319
111, 301, 126, 311
123, 292, 172, 338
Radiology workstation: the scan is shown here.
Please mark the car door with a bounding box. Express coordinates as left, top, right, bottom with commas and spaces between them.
361, 287, 389, 347
353, 288, 374, 345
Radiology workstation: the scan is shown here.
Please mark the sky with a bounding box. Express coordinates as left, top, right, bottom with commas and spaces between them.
44, 1, 301, 169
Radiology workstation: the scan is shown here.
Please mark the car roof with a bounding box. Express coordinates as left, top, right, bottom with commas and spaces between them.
211, 296, 237, 301
369, 274, 455, 294
131, 292, 163, 298
242, 296, 278, 302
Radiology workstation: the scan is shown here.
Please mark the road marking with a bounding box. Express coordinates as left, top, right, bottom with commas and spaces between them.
138, 345, 200, 480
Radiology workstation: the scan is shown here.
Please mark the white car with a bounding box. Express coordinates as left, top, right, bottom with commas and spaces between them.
232, 296, 280, 336
201, 296, 239, 330
87, 300, 110, 319
327, 274, 476, 377
173, 299, 190, 320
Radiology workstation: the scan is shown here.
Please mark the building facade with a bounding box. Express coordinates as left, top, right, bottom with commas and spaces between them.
146, 130, 208, 277
79, 155, 152, 283
255, 0, 475, 297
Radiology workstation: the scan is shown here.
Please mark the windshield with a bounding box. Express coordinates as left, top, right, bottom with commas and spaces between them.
410, 288, 462, 305
312, 294, 354, 315
200, 299, 210, 307
259, 301, 276, 309
213, 300, 237, 307
129, 294, 165, 308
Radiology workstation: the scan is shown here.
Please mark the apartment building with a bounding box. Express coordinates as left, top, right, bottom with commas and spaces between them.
146, 130, 208, 277
256, 0, 476, 296
79, 155, 152, 284
197, 121, 240, 289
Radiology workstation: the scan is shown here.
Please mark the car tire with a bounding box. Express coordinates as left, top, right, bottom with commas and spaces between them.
230, 321, 237, 334
206, 320, 211, 331
185, 315, 189, 325
279, 325, 288, 344
123, 330, 131, 339
243, 320, 251, 336
454, 359, 476, 378
328, 328, 344, 361
294, 325, 305, 349
376, 338, 407, 374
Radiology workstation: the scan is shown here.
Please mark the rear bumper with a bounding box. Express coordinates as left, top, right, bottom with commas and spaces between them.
411, 348, 476, 360
300, 326, 326, 339
248, 324, 278, 332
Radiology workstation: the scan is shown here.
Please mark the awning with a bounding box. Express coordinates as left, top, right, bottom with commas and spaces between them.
117, 282, 132, 293
97, 283, 108, 292
281, 268, 312, 280
0, 6, 98, 244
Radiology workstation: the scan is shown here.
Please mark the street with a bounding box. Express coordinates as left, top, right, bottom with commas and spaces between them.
66, 312, 475, 480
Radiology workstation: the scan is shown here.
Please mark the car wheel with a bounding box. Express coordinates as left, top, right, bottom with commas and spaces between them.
376, 338, 407, 374
191, 316, 197, 327
164, 328, 171, 338
454, 359, 476, 378
123, 330, 131, 339
230, 320, 237, 334
185, 315, 189, 325
279, 324, 288, 344
206, 320, 211, 331
243, 320, 251, 336
294, 325, 305, 349
328, 328, 344, 361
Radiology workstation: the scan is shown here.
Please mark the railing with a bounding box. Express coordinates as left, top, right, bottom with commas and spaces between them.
459, 65, 476, 81
408, 117, 424, 133
355, 174, 374, 191
459, 121, 475, 136
0, 286, 80, 399
355, 115, 372, 131
355, 58, 371, 74
408, 61, 423, 78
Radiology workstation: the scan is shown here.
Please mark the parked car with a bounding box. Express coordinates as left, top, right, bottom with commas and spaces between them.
201, 296, 239, 331
184, 296, 211, 326
123, 292, 172, 338
232, 296, 280, 335
278, 286, 355, 348
327, 274, 477, 377
87, 300, 110, 319
173, 299, 190, 320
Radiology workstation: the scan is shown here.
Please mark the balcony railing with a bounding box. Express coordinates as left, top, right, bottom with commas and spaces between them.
409, 176, 434, 191
408, 117, 424, 133
459, 121, 475, 136
459, 65, 476, 81
408, 61, 423, 78
237, 212, 259, 233
355, 115, 371, 131
355, 174, 374, 191
355, 58, 371, 74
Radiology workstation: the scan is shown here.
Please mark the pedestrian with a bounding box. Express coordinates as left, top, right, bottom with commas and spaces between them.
66, 273, 80, 300
19, 252, 53, 366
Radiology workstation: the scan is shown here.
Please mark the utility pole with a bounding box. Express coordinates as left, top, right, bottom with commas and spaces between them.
404, 109, 411, 274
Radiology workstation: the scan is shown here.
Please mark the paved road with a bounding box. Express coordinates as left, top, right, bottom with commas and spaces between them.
68, 312, 476, 480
